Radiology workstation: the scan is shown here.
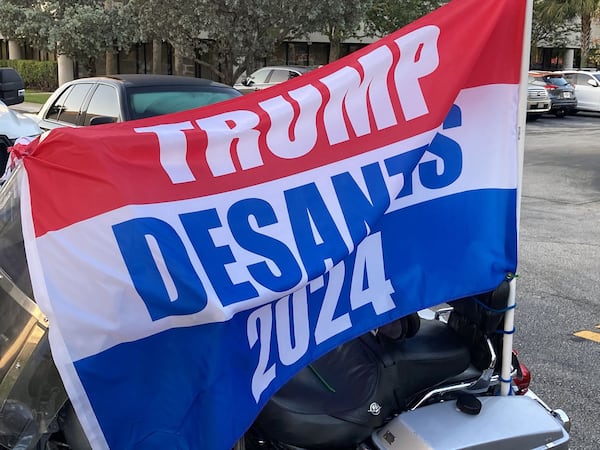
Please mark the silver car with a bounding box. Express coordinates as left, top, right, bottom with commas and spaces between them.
561, 70, 600, 112
234, 65, 316, 94
526, 84, 551, 121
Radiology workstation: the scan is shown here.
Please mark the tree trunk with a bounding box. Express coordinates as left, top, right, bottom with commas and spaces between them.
106, 51, 118, 75
152, 40, 162, 74
580, 13, 592, 68
86, 57, 97, 77
328, 37, 341, 63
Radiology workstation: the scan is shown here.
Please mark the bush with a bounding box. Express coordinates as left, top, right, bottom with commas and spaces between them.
0, 59, 58, 91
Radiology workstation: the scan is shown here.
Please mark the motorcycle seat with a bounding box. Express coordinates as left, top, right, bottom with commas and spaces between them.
253, 318, 471, 448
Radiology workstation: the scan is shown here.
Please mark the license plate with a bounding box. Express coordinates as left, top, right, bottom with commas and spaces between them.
537, 102, 546, 108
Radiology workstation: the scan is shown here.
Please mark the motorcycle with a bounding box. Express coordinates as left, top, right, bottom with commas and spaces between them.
0, 166, 570, 450
233, 281, 571, 450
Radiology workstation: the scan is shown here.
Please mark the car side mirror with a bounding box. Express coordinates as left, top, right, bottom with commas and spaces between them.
587, 79, 599, 87
89, 116, 116, 126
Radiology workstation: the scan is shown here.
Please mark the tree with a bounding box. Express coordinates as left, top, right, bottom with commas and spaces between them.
132, 0, 321, 85
309, 0, 374, 62
537, 0, 600, 67
365, 0, 445, 37
532, 0, 578, 48
0, 0, 138, 76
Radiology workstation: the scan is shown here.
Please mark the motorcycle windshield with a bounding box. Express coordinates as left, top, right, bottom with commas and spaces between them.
0, 164, 69, 450
0, 164, 32, 298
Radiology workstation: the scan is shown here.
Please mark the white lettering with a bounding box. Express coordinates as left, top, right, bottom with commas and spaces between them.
321, 45, 397, 145
134, 121, 196, 183
393, 25, 440, 120
248, 304, 276, 402
195, 110, 263, 177
275, 293, 310, 365
259, 84, 322, 159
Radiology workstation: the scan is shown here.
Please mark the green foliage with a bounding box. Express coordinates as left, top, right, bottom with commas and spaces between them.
0, 59, 58, 91
535, 0, 600, 66
133, 0, 324, 85
365, 0, 445, 37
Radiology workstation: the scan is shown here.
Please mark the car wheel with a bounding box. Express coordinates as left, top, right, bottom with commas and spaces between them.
554, 109, 566, 118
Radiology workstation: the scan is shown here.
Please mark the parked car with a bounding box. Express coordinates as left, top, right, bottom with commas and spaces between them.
526, 83, 551, 121
34, 74, 243, 131
528, 71, 577, 117
0, 69, 41, 174
561, 70, 600, 113
0, 68, 26, 106
234, 65, 316, 94
0, 100, 41, 175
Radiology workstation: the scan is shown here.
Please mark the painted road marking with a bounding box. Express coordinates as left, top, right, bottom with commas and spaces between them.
574, 328, 600, 343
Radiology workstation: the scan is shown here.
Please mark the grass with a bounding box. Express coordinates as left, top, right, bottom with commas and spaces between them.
25, 91, 53, 104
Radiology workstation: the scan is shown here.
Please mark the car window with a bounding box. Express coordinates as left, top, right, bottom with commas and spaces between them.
269, 70, 292, 83
127, 87, 241, 120
84, 84, 120, 126
543, 76, 570, 86
575, 74, 592, 86
47, 83, 93, 125
249, 69, 271, 84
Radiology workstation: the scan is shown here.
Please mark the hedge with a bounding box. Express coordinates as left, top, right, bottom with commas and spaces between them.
0, 59, 58, 91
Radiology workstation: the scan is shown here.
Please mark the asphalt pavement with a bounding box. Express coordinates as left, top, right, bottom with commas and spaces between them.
518, 112, 600, 450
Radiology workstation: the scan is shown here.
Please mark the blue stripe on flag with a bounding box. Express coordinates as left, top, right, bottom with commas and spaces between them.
74, 188, 517, 450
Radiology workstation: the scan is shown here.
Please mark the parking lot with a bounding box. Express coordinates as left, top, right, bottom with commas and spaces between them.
518, 112, 600, 449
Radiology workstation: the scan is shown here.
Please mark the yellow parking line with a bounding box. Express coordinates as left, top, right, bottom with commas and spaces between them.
574, 330, 600, 343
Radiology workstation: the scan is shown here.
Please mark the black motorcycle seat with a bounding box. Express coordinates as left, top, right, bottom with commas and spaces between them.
253, 319, 471, 448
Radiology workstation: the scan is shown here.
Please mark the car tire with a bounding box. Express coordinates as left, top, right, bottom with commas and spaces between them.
554, 109, 566, 118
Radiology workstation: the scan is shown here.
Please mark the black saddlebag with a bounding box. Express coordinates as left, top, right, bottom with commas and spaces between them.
252, 317, 470, 449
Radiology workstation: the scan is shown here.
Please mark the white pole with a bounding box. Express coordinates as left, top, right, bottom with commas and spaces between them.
500, 0, 533, 397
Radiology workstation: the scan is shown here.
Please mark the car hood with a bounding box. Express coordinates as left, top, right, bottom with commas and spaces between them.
0, 101, 41, 140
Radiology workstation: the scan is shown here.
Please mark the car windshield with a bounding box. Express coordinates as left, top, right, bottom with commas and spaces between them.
543, 76, 570, 86
127, 87, 241, 120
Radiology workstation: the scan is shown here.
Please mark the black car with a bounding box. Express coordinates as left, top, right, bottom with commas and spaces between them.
34, 74, 242, 131
528, 71, 577, 117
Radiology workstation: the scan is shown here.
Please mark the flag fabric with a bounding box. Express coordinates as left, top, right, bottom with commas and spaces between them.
18, 0, 525, 448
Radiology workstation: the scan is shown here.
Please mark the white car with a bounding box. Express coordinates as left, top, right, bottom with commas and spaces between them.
0, 67, 41, 172
234, 65, 316, 94
561, 70, 600, 112
0, 100, 41, 174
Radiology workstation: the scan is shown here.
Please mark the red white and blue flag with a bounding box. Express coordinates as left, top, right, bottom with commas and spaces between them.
17, 0, 526, 448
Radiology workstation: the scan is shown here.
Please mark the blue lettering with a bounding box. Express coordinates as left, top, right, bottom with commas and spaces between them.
419, 105, 462, 188
228, 198, 303, 292
180, 209, 258, 306
384, 146, 426, 198
332, 163, 390, 243
386, 104, 463, 195
112, 217, 207, 321
285, 183, 348, 279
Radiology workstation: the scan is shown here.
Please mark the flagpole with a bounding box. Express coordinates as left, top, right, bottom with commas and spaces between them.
500, 0, 533, 397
